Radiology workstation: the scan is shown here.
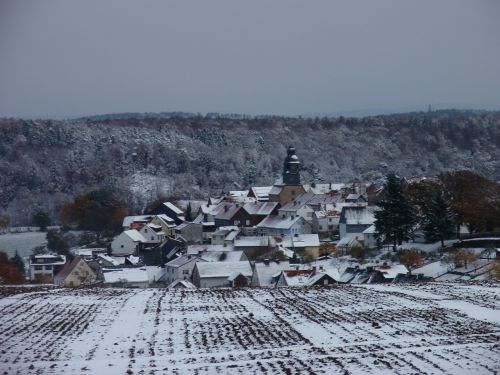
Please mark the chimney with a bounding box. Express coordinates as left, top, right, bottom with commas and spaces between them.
263, 259, 269, 265
312, 266, 317, 272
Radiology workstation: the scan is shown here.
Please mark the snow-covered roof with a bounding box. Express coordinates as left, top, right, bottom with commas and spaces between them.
166, 254, 199, 268
200, 204, 219, 215
229, 190, 249, 198
269, 185, 283, 195
167, 279, 196, 289
272, 234, 320, 248
249, 186, 273, 200
412, 261, 450, 278
340, 206, 377, 225
124, 229, 147, 243
374, 264, 408, 279
187, 244, 235, 254
155, 214, 176, 224
213, 203, 242, 220
195, 261, 252, 278
122, 215, 152, 227
256, 215, 303, 230
253, 261, 290, 287
336, 236, 360, 247
163, 202, 184, 215
200, 250, 245, 262
362, 225, 377, 234
103, 267, 149, 283
304, 183, 346, 194
243, 201, 278, 216
234, 236, 269, 247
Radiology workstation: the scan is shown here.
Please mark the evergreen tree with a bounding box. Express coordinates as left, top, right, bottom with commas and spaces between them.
374, 174, 415, 251
33, 211, 51, 231
185, 202, 193, 222
10, 250, 25, 274
423, 187, 456, 247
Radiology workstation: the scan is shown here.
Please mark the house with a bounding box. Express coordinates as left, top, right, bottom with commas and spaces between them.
213, 203, 247, 228
175, 221, 203, 243
256, 215, 310, 237
234, 236, 272, 259
122, 215, 153, 230
164, 254, 200, 284
211, 226, 239, 245
167, 279, 196, 289
345, 193, 367, 204
54, 256, 96, 287
102, 266, 163, 288
272, 234, 321, 259
70, 248, 107, 260
275, 268, 339, 287
278, 195, 315, 223
138, 223, 165, 244
159, 237, 186, 263
111, 229, 147, 256
362, 225, 378, 249
147, 202, 185, 225
304, 183, 346, 194
247, 186, 273, 202
192, 261, 253, 288
251, 260, 290, 287
151, 214, 177, 237
338, 206, 377, 241
242, 201, 279, 226
29, 254, 66, 283
335, 237, 363, 255
312, 210, 341, 234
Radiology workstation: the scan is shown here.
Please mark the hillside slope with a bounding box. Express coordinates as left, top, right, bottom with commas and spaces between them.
1, 110, 499, 224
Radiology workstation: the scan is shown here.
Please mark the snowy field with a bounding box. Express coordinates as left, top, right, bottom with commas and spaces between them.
0, 283, 499, 375
0, 232, 47, 258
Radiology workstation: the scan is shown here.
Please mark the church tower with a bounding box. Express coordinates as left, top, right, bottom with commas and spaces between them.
283, 146, 301, 185
269, 146, 306, 206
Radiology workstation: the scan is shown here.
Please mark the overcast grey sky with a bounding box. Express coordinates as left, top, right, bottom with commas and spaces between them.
0, 0, 499, 118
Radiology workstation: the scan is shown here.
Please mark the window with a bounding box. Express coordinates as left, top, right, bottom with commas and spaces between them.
45, 265, 52, 270
144, 229, 148, 233
234, 220, 240, 225
183, 270, 189, 275
121, 245, 124, 248
34, 265, 43, 271
151, 236, 154, 240
246, 220, 250, 226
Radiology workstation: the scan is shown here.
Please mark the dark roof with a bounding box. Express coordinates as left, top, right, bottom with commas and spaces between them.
54, 256, 83, 281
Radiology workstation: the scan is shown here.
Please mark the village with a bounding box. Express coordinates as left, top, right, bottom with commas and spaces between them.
14, 146, 499, 290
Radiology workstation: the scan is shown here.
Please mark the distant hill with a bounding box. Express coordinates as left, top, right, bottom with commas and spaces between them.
1, 109, 499, 225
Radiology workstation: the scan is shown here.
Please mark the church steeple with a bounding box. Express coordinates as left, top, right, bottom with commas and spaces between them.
282, 146, 301, 185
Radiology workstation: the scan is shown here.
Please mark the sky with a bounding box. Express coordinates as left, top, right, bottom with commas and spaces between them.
0, 0, 499, 118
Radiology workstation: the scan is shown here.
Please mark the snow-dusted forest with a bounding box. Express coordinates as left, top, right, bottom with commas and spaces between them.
1, 110, 499, 225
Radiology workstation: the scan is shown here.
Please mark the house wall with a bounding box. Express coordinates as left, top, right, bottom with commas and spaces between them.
150, 217, 176, 236
178, 224, 203, 243
278, 185, 306, 206
165, 259, 198, 284
363, 233, 377, 249
59, 261, 96, 287
111, 233, 138, 256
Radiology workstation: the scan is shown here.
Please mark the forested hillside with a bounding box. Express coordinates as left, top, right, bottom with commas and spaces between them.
1, 110, 499, 225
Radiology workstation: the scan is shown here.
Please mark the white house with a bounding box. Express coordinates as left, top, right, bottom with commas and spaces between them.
111, 229, 147, 256
164, 254, 200, 284
256, 215, 311, 237
138, 223, 165, 244
29, 254, 66, 283
339, 206, 377, 241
